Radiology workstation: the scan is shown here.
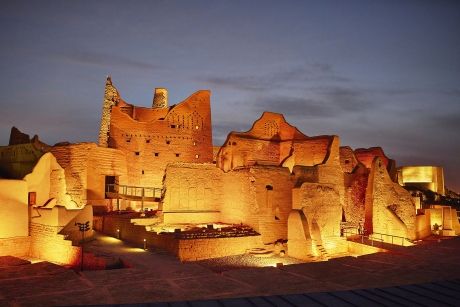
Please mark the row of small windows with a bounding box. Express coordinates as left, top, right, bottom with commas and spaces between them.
122, 134, 204, 141
170, 124, 200, 130
134, 152, 200, 159
126, 138, 199, 145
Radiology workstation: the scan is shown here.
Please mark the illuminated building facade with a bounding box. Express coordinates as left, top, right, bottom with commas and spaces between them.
0, 78, 459, 264
397, 166, 445, 195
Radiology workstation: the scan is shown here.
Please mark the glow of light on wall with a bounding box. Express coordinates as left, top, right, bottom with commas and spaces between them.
124, 247, 146, 253
99, 236, 122, 244
401, 166, 434, 183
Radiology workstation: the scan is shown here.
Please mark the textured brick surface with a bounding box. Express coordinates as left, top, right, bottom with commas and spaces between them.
101, 80, 213, 188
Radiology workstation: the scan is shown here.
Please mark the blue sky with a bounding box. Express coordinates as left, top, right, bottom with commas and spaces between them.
1, 0, 459, 190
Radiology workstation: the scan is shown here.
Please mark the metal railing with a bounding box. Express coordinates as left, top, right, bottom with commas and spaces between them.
105, 184, 162, 199
342, 228, 410, 247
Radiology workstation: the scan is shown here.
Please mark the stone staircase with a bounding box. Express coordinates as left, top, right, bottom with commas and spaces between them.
246, 247, 275, 258
316, 244, 330, 260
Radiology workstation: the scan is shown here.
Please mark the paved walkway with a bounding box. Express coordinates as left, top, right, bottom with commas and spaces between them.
1, 233, 460, 306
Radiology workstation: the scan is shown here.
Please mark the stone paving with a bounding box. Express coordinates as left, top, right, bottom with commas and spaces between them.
1, 233, 460, 306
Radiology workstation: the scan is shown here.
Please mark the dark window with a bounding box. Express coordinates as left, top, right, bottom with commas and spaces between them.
344, 159, 350, 164
232, 141, 237, 145
154, 152, 159, 157
171, 124, 176, 128
126, 139, 131, 143
135, 152, 140, 156
146, 139, 150, 143
166, 140, 171, 145
266, 185, 273, 191
105, 176, 118, 194
175, 153, 180, 157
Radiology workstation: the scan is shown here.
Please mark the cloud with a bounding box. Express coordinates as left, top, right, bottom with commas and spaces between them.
368, 87, 460, 97
201, 62, 349, 93
54, 50, 162, 71
251, 85, 374, 119
212, 120, 252, 145
423, 112, 460, 132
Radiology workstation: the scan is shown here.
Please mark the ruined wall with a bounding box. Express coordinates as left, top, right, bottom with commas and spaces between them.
162, 163, 293, 243
343, 164, 369, 226
51, 143, 127, 208
217, 112, 309, 172
220, 169, 258, 226
51, 144, 92, 207
108, 89, 213, 187
355, 147, 396, 180
216, 113, 338, 175
287, 136, 343, 190
339, 146, 359, 173
365, 157, 416, 239
95, 215, 179, 255
249, 166, 294, 243
58, 205, 94, 243
0, 152, 87, 264
96, 215, 262, 261
9, 126, 32, 145
24, 152, 77, 209
287, 137, 332, 168
309, 136, 345, 208
287, 209, 315, 260
292, 182, 342, 239
152, 88, 168, 109
218, 136, 281, 171
86, 146, 128, 204
177, 236, 262, 261
98, 76, 121, 147
355, 147, 390, 169
0, 179, 29, 238
212, 146, 221, 163
29, 222, 81, 265
415, 212, 432, 239
0, 142, 48, 179
162, 163, 223, 224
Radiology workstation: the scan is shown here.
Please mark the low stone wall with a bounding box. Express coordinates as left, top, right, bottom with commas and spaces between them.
0, 225, 80, 265
177, 236, 262, 261
0, 236, 31, 257
94, 215, 179, 255
29, 223, 81, 265
415, 214, 432, 239
95, 215, 262, 261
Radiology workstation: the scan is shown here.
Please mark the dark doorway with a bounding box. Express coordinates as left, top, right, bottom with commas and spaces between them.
105, 176, 117, 193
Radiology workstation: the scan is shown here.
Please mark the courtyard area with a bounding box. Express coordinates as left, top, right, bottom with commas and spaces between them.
1, 232, 460, 306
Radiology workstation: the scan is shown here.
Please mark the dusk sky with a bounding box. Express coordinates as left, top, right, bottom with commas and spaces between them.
1, 1, 459, 190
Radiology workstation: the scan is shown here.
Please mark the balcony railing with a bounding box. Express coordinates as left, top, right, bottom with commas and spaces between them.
105, 184, 162, 201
